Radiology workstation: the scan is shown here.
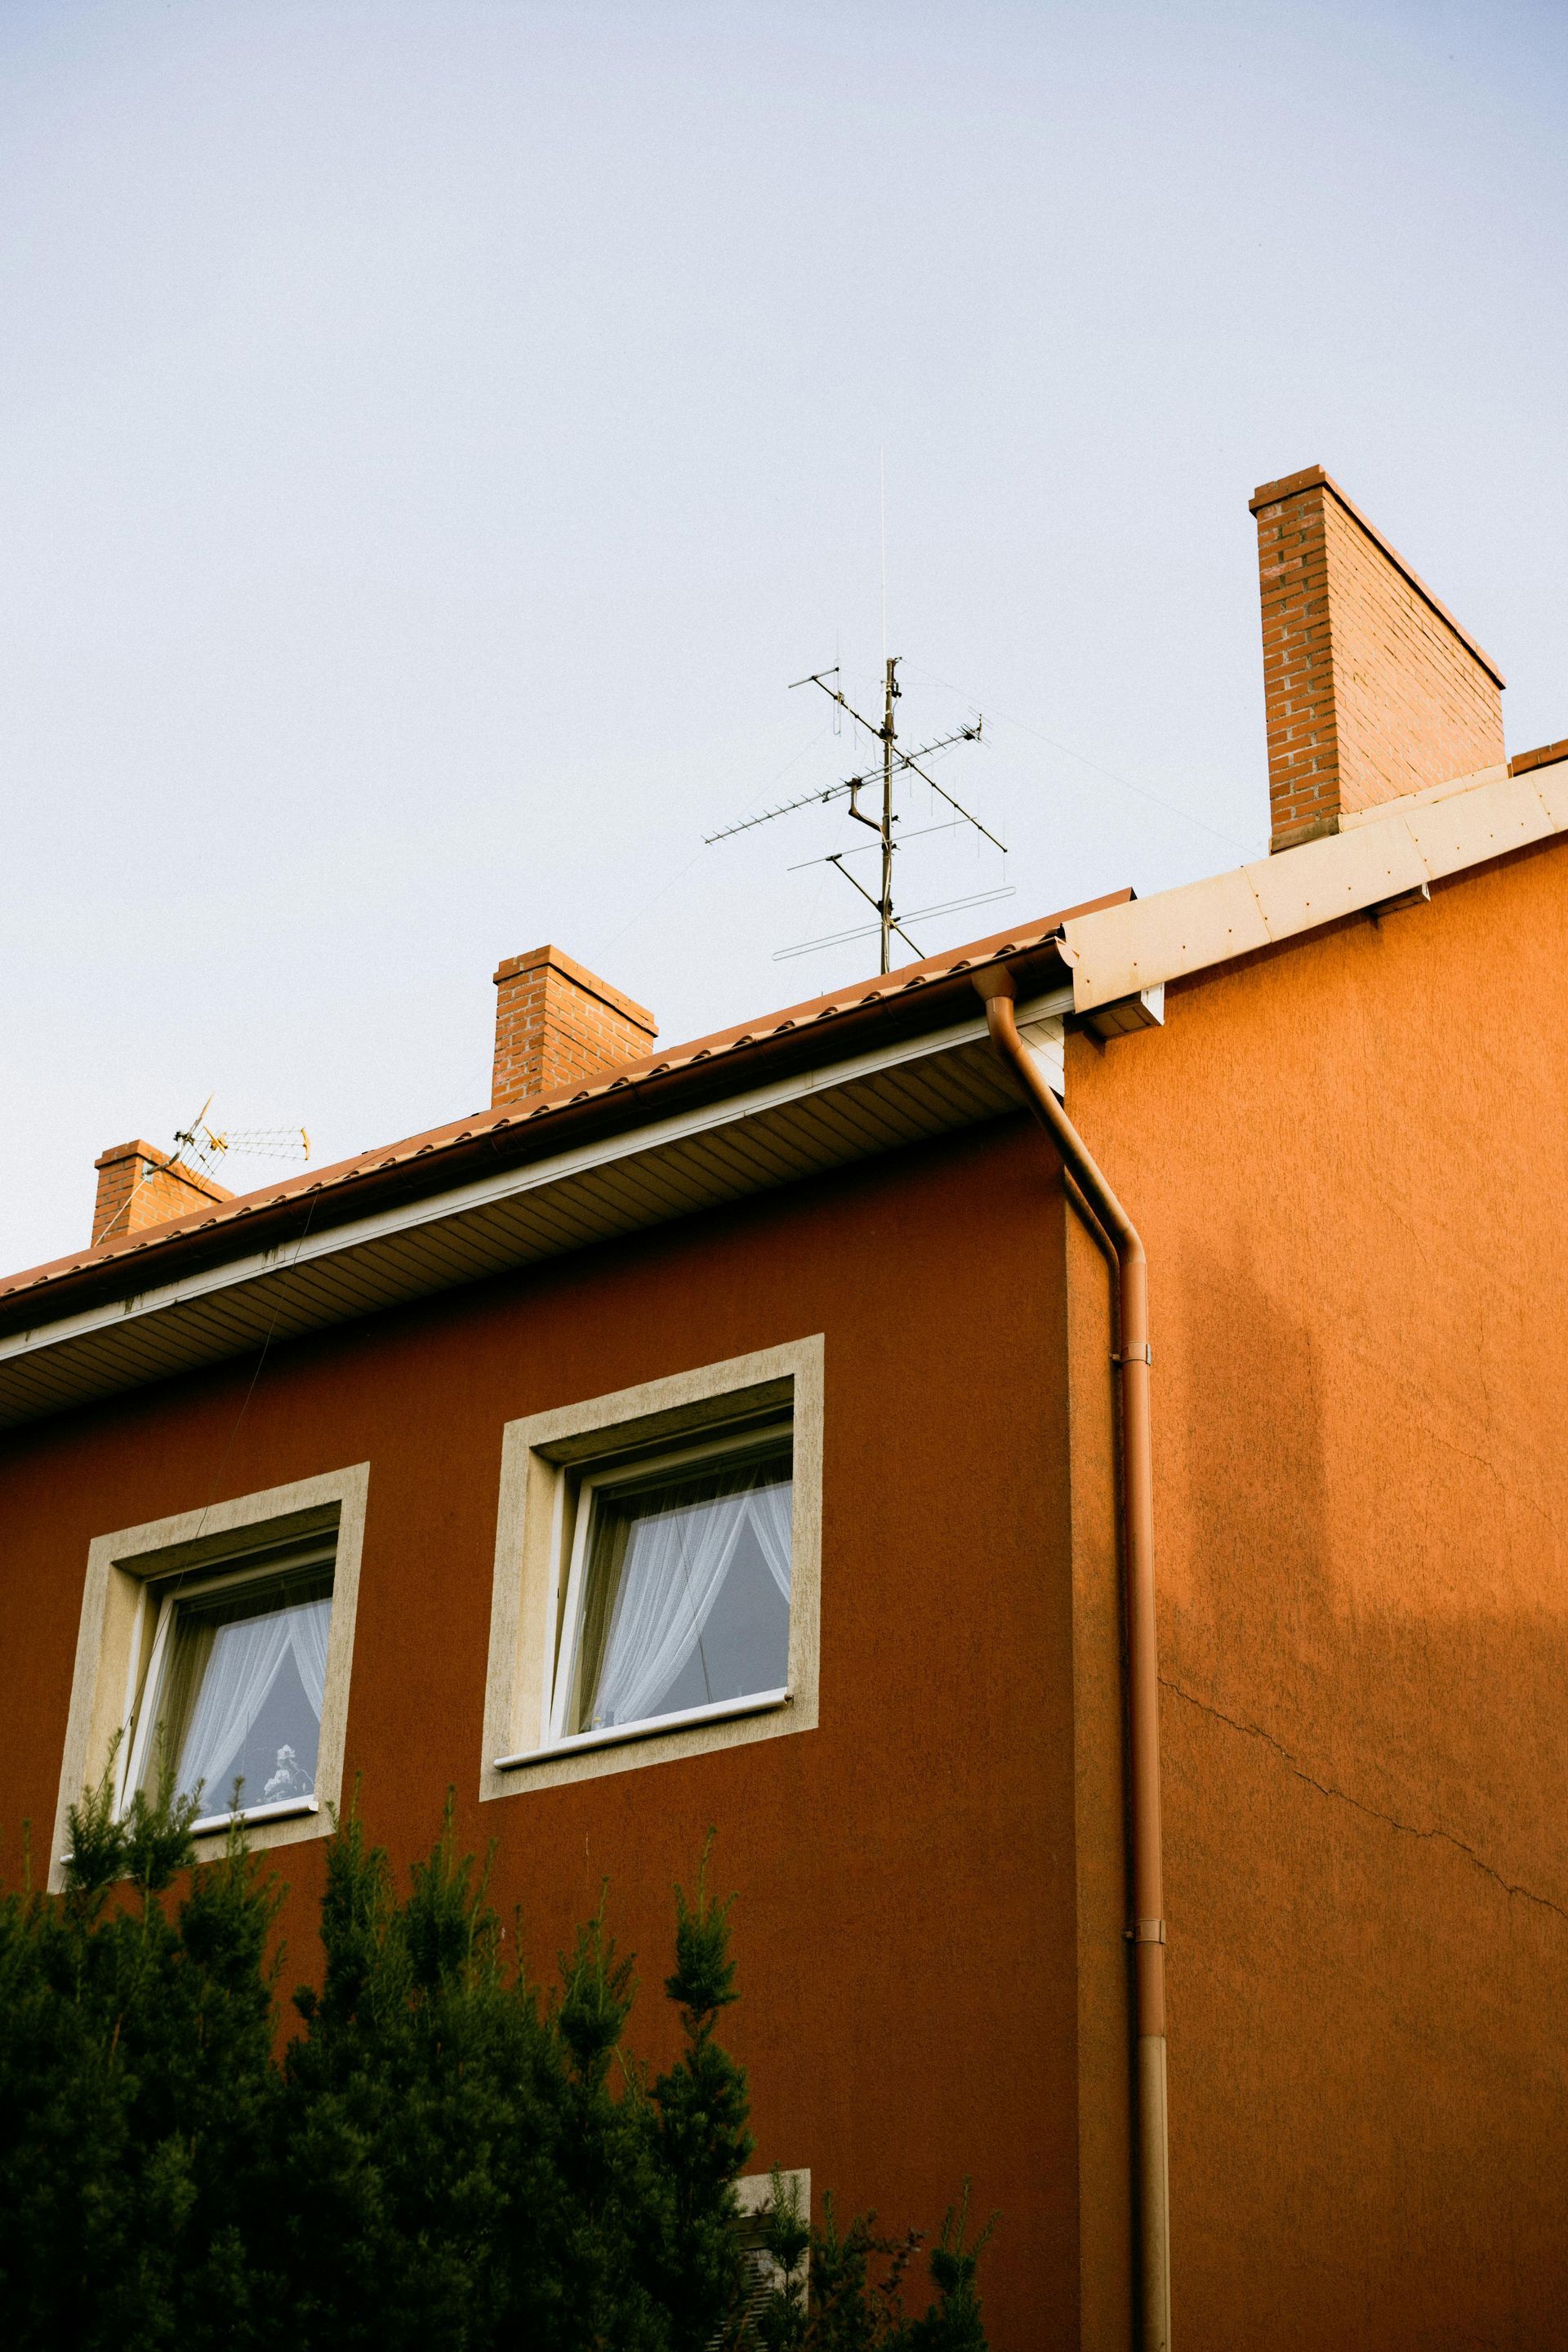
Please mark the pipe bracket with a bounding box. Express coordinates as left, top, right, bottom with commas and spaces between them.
1114, 1342, 1153, 1366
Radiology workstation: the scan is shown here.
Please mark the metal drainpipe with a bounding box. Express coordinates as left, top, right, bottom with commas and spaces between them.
974, 969, 1171, 2352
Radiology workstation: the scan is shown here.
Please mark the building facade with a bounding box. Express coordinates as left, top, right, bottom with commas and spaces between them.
3, 470, 1566, 2348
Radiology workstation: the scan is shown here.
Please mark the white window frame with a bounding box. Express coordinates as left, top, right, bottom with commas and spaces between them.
118, 1535, 340, 1836
50, 1464, 368, 1891
479, 1339, 822, 1802
525, 1418, 795, 1764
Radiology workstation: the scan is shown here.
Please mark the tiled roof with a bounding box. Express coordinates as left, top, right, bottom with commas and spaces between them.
1, 902, 1120, 1321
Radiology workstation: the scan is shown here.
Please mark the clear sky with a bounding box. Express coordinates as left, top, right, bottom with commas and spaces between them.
2, 0, 1565, 1272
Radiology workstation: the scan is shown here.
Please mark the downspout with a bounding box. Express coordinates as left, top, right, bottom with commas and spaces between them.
974, 969, 1170, 2352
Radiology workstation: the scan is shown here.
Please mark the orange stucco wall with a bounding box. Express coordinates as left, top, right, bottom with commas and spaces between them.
14, 838, 1562, 2346
1064, 833, 1568, 2349
0, 1122, 1091, 2351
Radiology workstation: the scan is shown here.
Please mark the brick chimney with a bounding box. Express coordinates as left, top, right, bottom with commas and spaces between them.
491, 946, 657, 1109
1250, 466, 1505, 853
91, 1141, 232, 1248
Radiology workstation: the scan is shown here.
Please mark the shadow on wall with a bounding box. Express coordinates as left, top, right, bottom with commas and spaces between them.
1160, 1234, 1568, 2351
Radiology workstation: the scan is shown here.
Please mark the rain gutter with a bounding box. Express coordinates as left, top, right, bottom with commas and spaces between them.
974, 967, 1170, 2352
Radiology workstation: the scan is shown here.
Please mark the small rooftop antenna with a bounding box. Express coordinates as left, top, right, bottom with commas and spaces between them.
93, 1099, 314, 1250
172, 1099, 312, 1187
880, 446, 888, 665
706, 658, 1005, 974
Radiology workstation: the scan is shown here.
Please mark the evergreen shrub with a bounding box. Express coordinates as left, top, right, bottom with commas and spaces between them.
0, 1768, 991, 2351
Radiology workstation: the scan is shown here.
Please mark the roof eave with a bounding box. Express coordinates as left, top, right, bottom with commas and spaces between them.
0, 924, 1082, 1348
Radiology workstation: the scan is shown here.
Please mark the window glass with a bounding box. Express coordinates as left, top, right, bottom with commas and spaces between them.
136, 1561, 334, 1817
568, 1441, 791, 1735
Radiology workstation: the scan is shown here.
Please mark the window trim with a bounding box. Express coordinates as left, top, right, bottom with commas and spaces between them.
51, 1464, 368, 1892
190, 1793, 320, 1836
497, 1688, 792, 1771
546, 1418, 794, 1752
118, 1535, 339, 1832
479, 1339, 823, 1802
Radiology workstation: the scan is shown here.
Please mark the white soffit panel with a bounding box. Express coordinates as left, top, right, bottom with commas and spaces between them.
1017, 1011, 1065, 1096
1061, 765, 1568, 1013
0, 990, 1069, 1429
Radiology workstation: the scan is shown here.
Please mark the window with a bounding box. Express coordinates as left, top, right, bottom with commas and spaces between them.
123, 1538, 337, 1830
551, 1426, 792, 1748
480, 1339, 822, 1799
51, 1465, 368, 1891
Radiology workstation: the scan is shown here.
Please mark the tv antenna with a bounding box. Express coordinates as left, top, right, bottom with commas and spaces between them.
172, 1097, 313, 1187
706, 658, 1009, 974
94, 1097, 314, 1249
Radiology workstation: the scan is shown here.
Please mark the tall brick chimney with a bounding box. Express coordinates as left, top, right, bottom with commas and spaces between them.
91, 1141, 232, 1248
1250, 466, 1505, 853
491, 946, 657, 1109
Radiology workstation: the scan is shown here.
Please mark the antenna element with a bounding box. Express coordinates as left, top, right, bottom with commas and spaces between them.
708, 661, 1003, 973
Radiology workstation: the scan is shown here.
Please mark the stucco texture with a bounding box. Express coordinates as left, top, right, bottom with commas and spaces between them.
0, 1121, 1089, 2351
1063, 834, 1568, 2349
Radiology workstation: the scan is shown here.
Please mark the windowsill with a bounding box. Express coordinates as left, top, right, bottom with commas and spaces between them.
189, 1793, 320, 1837
60, 1792, 321, 1868
495, 1686, 791, 1771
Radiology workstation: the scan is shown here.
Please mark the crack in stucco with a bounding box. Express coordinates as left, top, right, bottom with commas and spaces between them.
1423, 1430, 1561, 1540
1160, 1674, 1568, 1927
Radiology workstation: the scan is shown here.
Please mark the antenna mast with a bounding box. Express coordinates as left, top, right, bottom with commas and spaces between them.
878, 657, 896, 971
707, 661, 1004, 975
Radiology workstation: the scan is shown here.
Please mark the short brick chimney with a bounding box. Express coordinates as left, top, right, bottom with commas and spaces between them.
1250, 466, 1505, 853
491, 946, 657, 1109
91, 1141, 232, 1248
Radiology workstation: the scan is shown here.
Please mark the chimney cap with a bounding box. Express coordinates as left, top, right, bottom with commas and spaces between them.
1509, 737, 1568, 779
492, 943, 656, 1036
93, 1138, 172, 1172
1249, 463, 1505, 688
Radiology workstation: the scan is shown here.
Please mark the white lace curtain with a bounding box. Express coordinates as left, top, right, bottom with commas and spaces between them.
176, 1596, 332, 1811
588, 1475, 792, 1731
748, 1481, 792, 1602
